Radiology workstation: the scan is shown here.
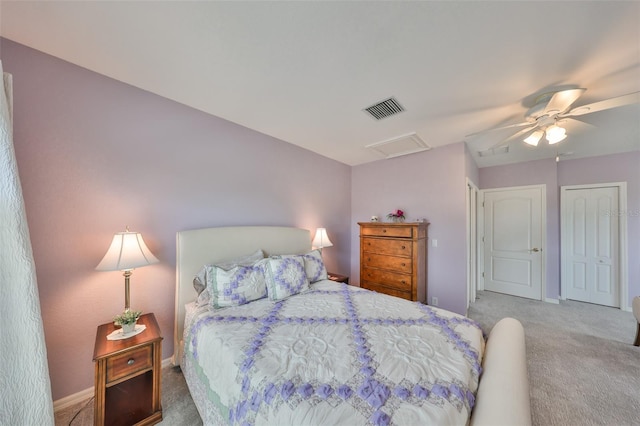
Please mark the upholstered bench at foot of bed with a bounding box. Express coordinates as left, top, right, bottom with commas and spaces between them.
470, 317, 532, 426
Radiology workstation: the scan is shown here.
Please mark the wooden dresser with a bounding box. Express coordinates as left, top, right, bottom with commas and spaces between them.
359, 222, 428, 303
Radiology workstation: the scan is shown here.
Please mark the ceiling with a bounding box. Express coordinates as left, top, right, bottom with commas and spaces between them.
1, 1, 638, 167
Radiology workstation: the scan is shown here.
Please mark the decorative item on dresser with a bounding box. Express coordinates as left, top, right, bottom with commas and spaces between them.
359, 221, 428, 302
93, 313, 163, 426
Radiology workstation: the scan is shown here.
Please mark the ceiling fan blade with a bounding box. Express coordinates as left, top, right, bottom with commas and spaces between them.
465, 121, 531, 139
489, 125, 538, 149
561, 91, 640, 117
543, 88, 586, 115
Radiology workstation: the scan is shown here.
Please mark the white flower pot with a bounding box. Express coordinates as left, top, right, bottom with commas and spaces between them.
121, 322, 136, 334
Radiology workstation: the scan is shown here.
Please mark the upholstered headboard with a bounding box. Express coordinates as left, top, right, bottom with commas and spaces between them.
173, 226, 312, 364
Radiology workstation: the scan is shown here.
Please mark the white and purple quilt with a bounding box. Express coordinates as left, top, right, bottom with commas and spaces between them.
183, 280, 485, 426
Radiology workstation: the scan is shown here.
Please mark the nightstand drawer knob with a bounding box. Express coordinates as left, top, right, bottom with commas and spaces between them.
127, 359, 135, 365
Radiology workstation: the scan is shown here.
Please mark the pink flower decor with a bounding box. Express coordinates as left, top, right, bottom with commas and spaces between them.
386, 209, 406, 222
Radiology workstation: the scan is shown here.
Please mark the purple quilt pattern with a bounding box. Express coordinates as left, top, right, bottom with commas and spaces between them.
186, 281, 484, 426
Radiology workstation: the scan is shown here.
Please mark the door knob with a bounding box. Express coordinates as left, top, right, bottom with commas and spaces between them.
531, 248, 540, 252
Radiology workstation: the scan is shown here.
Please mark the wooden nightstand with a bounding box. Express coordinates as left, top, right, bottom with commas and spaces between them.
93, 313, 163, 426
328, 272, 349, 284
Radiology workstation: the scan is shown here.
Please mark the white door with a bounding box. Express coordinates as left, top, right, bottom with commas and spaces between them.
563, 187, 619, 307
483, 186, 544, 300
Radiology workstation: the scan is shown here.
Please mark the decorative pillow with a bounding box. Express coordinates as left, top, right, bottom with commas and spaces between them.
207, 260, 268, 308
193, 249, 265, 295
276, 249, 328, 283
263, 257, 309, 301
301, 249, 328, 283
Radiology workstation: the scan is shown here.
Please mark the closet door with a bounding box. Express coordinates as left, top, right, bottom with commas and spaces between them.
564, 187, 619, 307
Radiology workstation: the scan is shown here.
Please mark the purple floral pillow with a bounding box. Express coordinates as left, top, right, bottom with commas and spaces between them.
207, 260, 268, 308
193, 249, 265, 306
302, 249, 328, 283
263, 257, 309, 300
275, 249, 328, 283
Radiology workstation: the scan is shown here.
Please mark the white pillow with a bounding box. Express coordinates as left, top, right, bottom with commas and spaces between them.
263, 257, 309, 301
301, 249, 328, 283
276, 249, 328, 283
207, 260, 268, 308
193, 249, 265, 306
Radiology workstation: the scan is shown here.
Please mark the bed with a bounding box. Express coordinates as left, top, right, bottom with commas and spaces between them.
174, 226, 531, 425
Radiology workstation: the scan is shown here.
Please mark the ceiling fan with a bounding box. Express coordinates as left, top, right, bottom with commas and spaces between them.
466, 89, 640, 149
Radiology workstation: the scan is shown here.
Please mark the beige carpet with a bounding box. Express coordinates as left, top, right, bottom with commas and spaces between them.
56, 291, 640, 425
468, 290, 640, 426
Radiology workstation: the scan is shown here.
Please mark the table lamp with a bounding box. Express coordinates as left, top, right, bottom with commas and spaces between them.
312, 228, 333, 252
96, 227, 159, 312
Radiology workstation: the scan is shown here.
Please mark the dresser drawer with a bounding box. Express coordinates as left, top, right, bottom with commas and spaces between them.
361, 267, 412, 291
106, 345, 153, 384
362, 237, 412, 257
361, 281, 412, 300
361, 226, 413, 238
362, 252, 412, 273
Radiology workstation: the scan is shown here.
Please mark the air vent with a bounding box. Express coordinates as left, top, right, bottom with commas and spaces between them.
363, 97, 405, 120
478, 146, 509, 157
366, 132, 430, 159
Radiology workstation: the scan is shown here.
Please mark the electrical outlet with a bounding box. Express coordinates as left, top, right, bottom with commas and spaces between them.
432, 239, 438, 247
431, 296, 438, 306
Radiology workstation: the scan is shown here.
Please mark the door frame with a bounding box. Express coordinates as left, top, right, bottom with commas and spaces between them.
466, 178, 479, 310
560, 182, 629, 311
478, 184, 547, 301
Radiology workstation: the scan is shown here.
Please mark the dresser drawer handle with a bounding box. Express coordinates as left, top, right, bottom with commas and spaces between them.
127, 359, 135, 366
383, 229, 387, 233
401, 245, 406, 249
401, 263, 406, 267
401, 280, 406, 284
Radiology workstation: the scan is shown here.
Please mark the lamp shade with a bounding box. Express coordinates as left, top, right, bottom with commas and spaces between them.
96, 230, 159, 271
312, 228, 333, 249
523, 130, 543, 146
545, 125, 567, 144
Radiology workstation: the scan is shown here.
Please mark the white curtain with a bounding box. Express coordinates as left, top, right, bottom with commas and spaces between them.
0, 62, 54, 424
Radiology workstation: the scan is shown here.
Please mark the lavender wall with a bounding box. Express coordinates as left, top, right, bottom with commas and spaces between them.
351, 143, 469, 315
1, 39, 351, 401
558, 152, 640, 306
480, 153, 639, 305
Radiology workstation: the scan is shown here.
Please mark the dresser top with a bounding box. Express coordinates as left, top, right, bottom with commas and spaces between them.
358, 221, 429, 227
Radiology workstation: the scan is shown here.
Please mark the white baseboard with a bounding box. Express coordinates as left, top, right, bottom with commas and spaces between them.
545, 298, 560, 304
53, 386, 94, 412
53, 357, 174, 413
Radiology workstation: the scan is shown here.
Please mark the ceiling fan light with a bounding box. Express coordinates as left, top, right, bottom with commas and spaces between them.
546, 125, 567, 144
523, 130, 544, 146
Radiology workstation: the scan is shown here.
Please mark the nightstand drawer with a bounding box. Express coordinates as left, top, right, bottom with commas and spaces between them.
361, 226, 413, 238
361, 267, 412, 290
106, 345, 152, 383
362, 253, 412, 273
362, 237, 412, 257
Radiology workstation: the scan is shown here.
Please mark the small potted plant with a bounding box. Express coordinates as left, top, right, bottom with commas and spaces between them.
114, 310, 141, 334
